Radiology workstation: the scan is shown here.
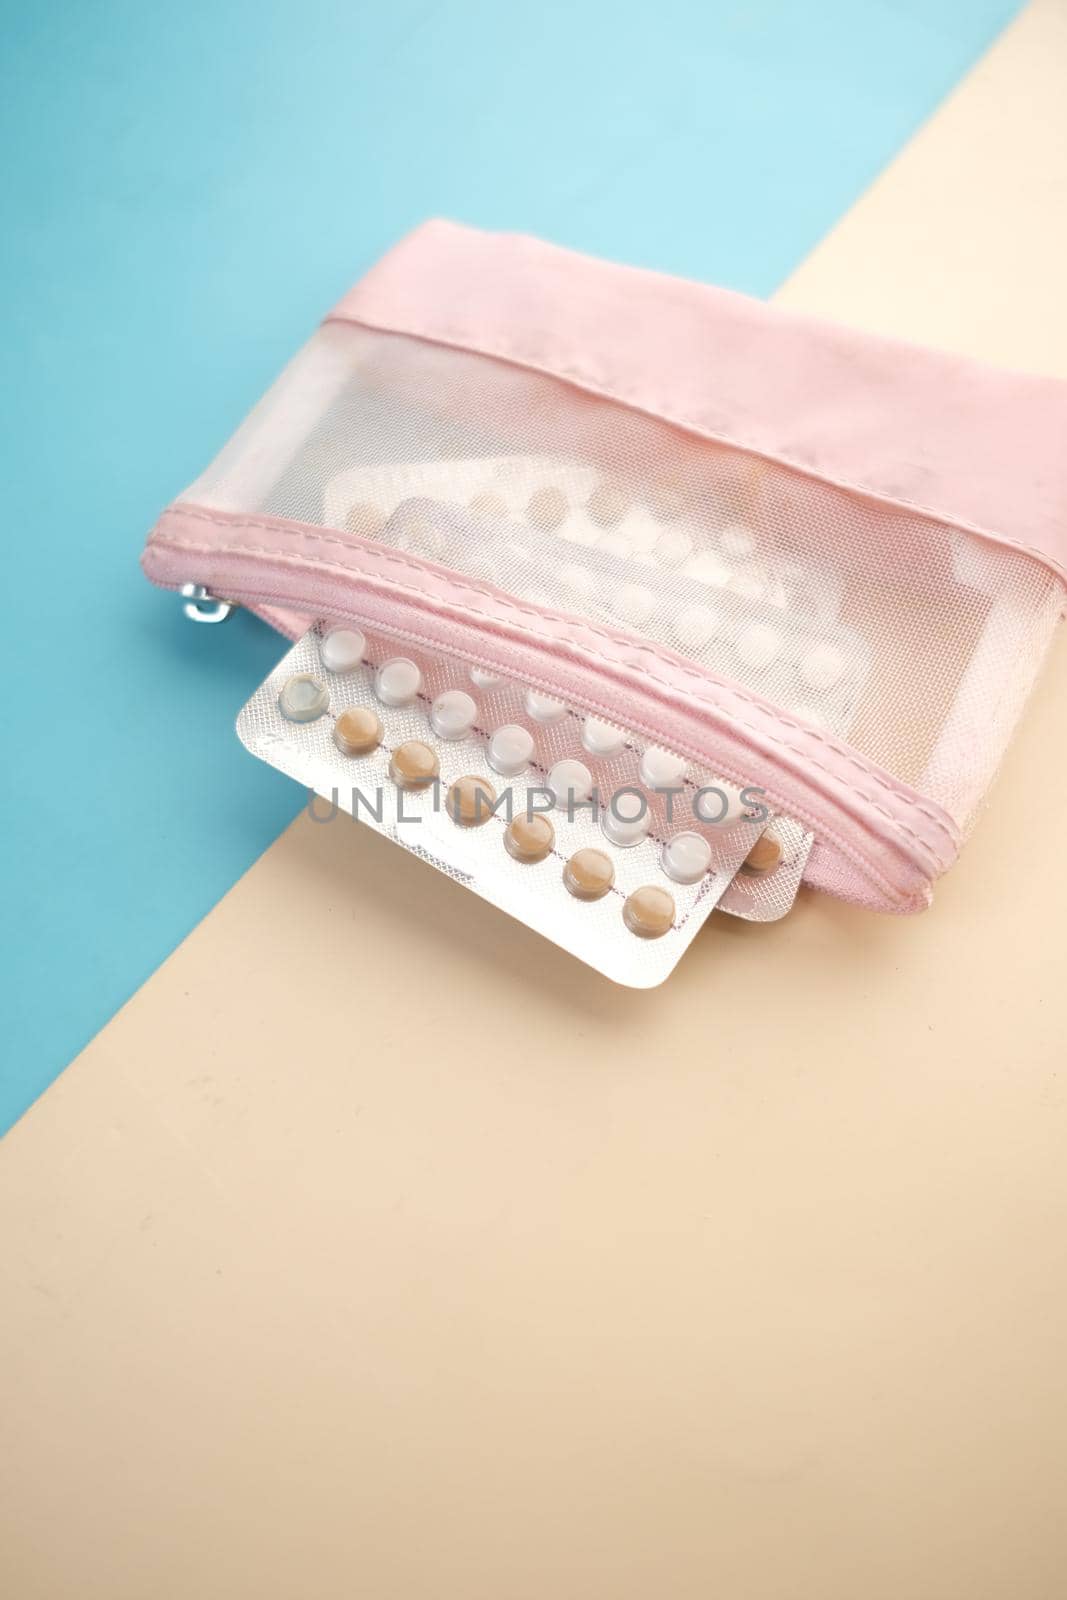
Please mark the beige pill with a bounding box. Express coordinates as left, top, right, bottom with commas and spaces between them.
740, 831, 783, 876
395, 509, 446, 558
345, 501, 387, 539
526, 485, 568, 531
563, 847, 615, 901
504, 813, 555, 864
586, 482, 629, 528
388, 740, 439, 790
333, 706, 382, 757
447, 774, 498, 827
622, 885, 676, 939
470, 491, 508, 521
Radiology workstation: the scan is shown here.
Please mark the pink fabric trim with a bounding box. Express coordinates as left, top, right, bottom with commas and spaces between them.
327, 219, 1067, 588
143, 503, 961, 912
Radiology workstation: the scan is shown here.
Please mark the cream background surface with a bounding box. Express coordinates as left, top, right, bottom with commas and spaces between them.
3, 5, 1067, 1596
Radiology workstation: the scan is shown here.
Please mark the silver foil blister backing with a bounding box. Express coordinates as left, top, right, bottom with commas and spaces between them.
238, 626, 788, 987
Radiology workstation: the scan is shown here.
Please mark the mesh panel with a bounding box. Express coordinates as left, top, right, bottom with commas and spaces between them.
187, 321, 1064, 829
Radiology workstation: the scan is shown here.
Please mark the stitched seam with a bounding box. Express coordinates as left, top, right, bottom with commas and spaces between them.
326, 308, 1067, 593
151, 517, 952, 869
322, 604, 907, 901
157, 508, 956, 842
804, 838, 928, 914
147, 537, 924, 901
297, 588, 895, 897
156, 507, 958, 858
150, 511, 957, 870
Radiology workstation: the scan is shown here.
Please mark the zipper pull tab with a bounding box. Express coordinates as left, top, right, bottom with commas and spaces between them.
179, 582, 239, 624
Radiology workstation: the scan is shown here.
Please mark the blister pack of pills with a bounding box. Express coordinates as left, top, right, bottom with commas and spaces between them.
238, 624, 804, 985
326, 484, 868, 742
324, 452, 847, 630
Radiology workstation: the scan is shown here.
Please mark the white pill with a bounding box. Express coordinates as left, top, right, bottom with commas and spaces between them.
559, 563, 597, 599
662, 831, 713, 885
464, 549, 498, 580
562, 522, 599, 547
694, 783, 749, 826
597, 532, 632, 559
395, 511, 447, 558
470, 666, 505, 690
524, 689, 568, 724
278, 673, 329, 723
721, 523, 755, 559
487, 724, 536, 777
612, 583, 656, 625
375, 657, 422, 707
655, 529, 693, 566
683, 550, 731, 586
674, 605, 721, 651
736, 622, 782, 669
318, 626, 366, 675
800, 642, 846, 690
790, 702, 828, 729
728, 570, 767, 601
626, 520, 659, 554
601, 790, 651, 848
547, 759, 594, 807
581, 717, 627, 759
639, 745, 688, 791
430, 689, 477, 740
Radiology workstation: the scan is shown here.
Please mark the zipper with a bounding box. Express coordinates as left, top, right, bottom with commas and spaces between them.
178, 582, 240, 624
146, 533, 960, 914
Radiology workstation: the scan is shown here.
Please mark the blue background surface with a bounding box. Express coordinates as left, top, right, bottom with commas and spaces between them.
0, 0, 1021, 1131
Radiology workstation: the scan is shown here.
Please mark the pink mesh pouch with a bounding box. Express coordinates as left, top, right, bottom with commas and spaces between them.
142, 220, 1067, 913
